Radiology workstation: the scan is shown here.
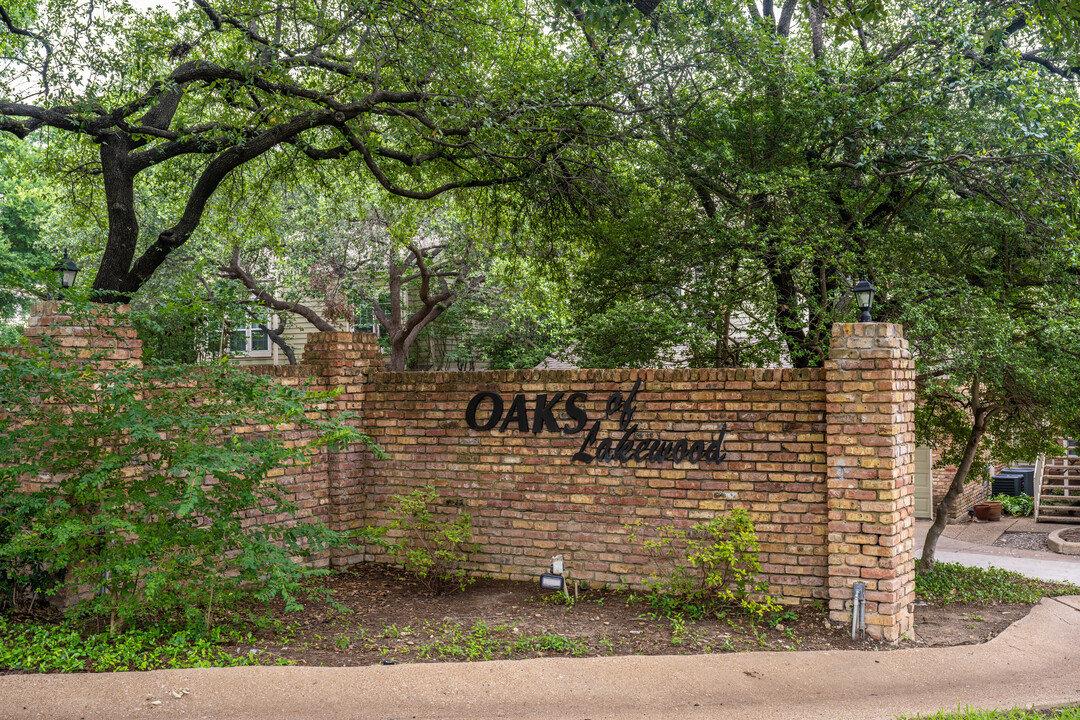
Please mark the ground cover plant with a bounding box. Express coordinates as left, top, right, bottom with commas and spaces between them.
914, 562, 1080, 606
0, 307, 376, 632
2, 556, 1071, 674
0, 616, 288, 673
901, 706, 1080, 719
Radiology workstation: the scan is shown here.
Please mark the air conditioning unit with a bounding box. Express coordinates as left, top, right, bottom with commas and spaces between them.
991, 472, 1025, 497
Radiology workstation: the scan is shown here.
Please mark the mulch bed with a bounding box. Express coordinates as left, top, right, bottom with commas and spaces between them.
222, 564, 1036, 666
995, 532, 1052, 552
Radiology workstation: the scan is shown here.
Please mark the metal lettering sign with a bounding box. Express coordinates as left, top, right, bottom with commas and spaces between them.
465, 378, 728, 466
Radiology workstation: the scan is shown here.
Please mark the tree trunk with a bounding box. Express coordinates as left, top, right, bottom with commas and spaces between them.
918, 409, 988, 574
92, 138, 139, 302
387, 338, 408, 372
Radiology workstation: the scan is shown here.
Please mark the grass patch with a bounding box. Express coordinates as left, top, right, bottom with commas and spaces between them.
915, 561, 1080, 606
899, 706, 1080, 719
0, 616, 290, 672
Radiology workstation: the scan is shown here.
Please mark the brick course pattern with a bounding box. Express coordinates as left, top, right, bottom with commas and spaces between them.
824, 323, 916, 641
8, 309, 917, 641
359, 366, 829, 605
22, 301, 142, 366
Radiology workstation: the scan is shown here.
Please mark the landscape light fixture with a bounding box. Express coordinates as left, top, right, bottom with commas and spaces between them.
53, 251, 79, 291
853, 276, 875, 322
539, 554, 565, 591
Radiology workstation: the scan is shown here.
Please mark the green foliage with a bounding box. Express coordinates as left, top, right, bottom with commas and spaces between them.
0, 486, 58, 612
914, 561, 1080, 606
990, 494, 1035, 517
0, 138, 54, 344
574, 297, 685, 369
0, 306, 377, 630
386, 486, 476, 594
626, 509, 778, 618
0, 616, 286, 672
128, 274, 249, 365
510, 631, 589, 657
899, 706, 1080, 720
408, 619, 590, 660
407, 286, 561, 372
1, 0, 624, 299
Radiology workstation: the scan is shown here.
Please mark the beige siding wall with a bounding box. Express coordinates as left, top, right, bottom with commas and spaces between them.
233, 300, 351, 367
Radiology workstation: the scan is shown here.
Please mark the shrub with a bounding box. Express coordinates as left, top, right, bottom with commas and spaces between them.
386, 486, 476, 594
0, 488, 59, 613
0, 317, 378, 631
990, 493, 1034, 517
626, 509, 778, 618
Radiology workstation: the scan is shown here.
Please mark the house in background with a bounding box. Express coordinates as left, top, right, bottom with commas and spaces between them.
225, 294, 489, 371
225, 298, 357, 367
912, 447, 990, 523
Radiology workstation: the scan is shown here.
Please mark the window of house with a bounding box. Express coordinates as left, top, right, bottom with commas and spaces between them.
228, 326, 272, 357
354, 306, 379, 335
354, 294, 392, 336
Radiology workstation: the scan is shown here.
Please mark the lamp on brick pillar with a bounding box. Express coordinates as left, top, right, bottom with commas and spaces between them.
52, 251, 79, 298
853, 277, 874, 323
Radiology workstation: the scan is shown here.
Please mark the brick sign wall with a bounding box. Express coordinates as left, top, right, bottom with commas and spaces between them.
13, 307, 915, 641
359, 368, 830, 604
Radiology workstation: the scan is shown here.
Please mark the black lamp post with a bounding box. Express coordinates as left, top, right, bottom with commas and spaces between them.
52, 251, 79, 297
853, 277, 874, 322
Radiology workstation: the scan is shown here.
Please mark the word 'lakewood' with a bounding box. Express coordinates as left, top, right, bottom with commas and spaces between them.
464, 378, 729, 467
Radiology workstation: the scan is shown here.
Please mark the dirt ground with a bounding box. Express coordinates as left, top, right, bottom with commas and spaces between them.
220, 564, 1035, 667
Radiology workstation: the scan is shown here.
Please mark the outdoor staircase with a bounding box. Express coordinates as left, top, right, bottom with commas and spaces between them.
1035, 454, 1080, 523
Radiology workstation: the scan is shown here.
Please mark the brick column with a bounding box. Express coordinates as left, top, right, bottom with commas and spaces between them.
825, 323, 915, 641
22, 301, 142, 367
301, 331, 383, 567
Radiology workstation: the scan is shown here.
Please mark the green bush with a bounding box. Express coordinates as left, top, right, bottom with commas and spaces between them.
0, 487, 59, 613
0, 315, 378, 631
386, 486, 476, 594
627, 509, 778, 618
990, 493, 1034, 517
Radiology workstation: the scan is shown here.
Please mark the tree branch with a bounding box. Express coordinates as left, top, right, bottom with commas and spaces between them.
221, 245, 336, 332
0, 5, 53, 99
242, 306, 297, 365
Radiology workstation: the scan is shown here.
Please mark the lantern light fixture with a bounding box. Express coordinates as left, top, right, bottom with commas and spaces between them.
53, 251, 79, 291
853, 276, 875, 323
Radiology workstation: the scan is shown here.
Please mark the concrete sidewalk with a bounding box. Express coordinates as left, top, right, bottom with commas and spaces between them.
3, 597, 1080, 720
915, 520, 1080, 583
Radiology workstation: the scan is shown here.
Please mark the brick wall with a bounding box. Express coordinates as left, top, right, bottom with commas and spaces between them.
8, 306, 916, 641
21, 300, 142, 366
358, 367, 829, 604
931, 449, 989, 521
